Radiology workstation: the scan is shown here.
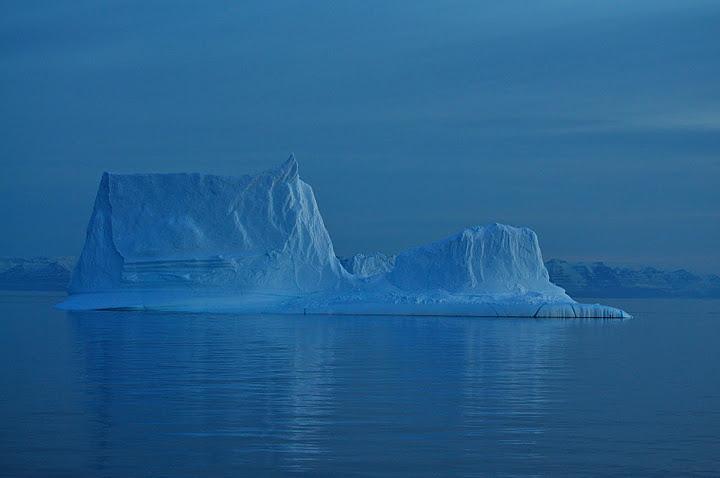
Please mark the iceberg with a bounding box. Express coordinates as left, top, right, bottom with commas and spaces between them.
59, 156, 630, 318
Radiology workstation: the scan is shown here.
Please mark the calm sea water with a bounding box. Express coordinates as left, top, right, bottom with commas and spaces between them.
0, 294, 718, 477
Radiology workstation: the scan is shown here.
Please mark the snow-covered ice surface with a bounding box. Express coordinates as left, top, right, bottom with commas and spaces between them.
59, 156, 630, 318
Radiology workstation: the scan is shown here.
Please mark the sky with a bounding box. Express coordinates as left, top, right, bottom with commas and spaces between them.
1, 1, 719, 272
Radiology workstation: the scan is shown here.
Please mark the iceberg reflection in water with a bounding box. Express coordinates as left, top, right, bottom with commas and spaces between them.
2, 295, 719, 476
67, 309, 579, 474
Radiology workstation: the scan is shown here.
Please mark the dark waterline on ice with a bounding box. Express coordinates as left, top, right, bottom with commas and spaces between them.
0, 294, 718, 476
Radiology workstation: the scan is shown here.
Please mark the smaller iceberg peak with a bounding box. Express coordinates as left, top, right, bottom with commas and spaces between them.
387, 222, 559, 296
464, 223, 525, 235
339, 252, 396, 278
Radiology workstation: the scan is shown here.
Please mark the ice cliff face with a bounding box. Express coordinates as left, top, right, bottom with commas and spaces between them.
387, 224, 569, 298
69, 156, 349, 295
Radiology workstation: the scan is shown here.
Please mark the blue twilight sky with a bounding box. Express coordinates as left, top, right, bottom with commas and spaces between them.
1, 1, 719, 272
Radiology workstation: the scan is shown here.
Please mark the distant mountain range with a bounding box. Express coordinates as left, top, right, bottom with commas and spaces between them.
0, 257, 74, 291
545, 259, 720, 299
1, 256, 718, 298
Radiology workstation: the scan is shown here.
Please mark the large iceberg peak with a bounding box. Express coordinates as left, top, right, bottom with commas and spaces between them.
69, 156, 349, 295
274, 153, 299, 181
